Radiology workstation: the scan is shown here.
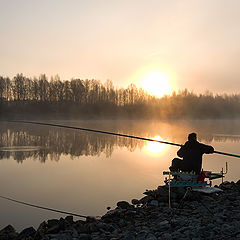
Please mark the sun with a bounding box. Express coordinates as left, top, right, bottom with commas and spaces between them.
141, 71, 172, 98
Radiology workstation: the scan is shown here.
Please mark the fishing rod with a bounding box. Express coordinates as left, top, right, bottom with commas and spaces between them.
8, 120, 240, 159
0, 195, 88, 218
9, 120, 182, 147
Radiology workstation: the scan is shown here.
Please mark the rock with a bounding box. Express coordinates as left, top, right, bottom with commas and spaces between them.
87, 222, 99, 233
150, 200, 158, 207
48, 233, 73, 240
169, 202, 177, 208
58, 217, 68, 230
0, 225, 18, 240
157, 185, 168, 193
117, 201, 132, 209
161, 232, 172, 240
221, 223, 235, 234
67, 226, 79, 238
79, 233, 92, 240
136, 230, 147, 240
145, 233, 157, 240
118, 218, 127, 227
219, 181, 234, 190
86, 216, 97, 223
139, 195, 154, 204
18, 226, 36, 239
102, 209, 122, 220
123, 232, 135, 240
75, 222, 88, 234
35, 221, 48, 239
171, 231, 184, 239
156, 220, 170, 231
65, 215, 74, 224
158, 202, 167, 207
131, 199, 140, 205
47, 219, 59, 227
4, 180, 240, 240
0, 225, 16, 235
46, 224, 60, 234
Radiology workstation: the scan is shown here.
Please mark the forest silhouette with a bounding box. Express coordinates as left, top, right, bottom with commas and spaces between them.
1, 74, 240, 119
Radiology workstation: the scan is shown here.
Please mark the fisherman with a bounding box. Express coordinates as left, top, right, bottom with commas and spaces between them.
170, 132, 214, 175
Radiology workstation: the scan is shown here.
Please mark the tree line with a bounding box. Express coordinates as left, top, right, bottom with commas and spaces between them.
1, 74, 240, 119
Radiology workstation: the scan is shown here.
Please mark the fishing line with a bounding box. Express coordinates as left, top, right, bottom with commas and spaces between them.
9, 120, 182, 147
0, 195, 88, 218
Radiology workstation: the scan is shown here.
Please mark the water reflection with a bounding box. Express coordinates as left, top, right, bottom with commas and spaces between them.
1, 121, 240, 163
0, 120, 240, 231
144, 136, 167, 156
0, 123, 145, 163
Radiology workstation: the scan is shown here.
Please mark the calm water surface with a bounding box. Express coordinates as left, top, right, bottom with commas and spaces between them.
0, 119, 240, 230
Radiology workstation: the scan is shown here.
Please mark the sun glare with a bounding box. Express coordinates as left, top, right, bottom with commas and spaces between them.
144, 136, 167, 156
141, 72, 172, 98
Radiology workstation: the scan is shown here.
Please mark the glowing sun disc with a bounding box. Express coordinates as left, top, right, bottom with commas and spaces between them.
142, 72, 172, 98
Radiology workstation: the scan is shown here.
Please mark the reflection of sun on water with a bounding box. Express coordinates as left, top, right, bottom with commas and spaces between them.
144, 136, 167, 156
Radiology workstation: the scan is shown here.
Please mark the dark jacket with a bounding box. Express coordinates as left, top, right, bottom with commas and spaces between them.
177, 140, 214, 174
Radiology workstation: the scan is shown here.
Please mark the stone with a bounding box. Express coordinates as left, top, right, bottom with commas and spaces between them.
136, 230, 147, 240
236, 179, 240, 185
123, 232, 136, 240
47, 219, 59, 228
18, 226, 36, 239
48, 233, 73, 240
0, 225, 18, 240
171, 202, 178, 208
0, 225, 16, 235
67, 226, 79, 238
75, 222, 88, 234
78, 233, 92, 240
219, 181, 234, 190
46, 224, 60, 234
145, 233, 157, 240
87, 222, 99, 233
35, 221, 48, 239
117, 201, 132, 209
131, 199, 140, 205
150, 200, 159, 207
171, 231, 184, 239
161, 232, 172, 240
65, 215, 74, 224
156, 220, 170, 231
140, 196, 154, 204
86, 216, 97, 223
4, 180, 240, 240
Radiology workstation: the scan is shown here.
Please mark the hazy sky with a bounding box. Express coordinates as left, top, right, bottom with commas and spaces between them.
1, 0, 240, 94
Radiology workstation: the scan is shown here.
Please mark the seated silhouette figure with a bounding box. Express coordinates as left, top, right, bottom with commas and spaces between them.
170, 133, 214, 175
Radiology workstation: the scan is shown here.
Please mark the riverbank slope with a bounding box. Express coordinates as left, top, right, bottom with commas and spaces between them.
1, 181, 240, 240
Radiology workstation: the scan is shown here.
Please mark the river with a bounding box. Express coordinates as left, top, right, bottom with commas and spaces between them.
0, 119, 240, 230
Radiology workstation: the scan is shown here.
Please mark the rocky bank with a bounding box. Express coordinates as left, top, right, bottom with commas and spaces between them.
1, 181, 240, 240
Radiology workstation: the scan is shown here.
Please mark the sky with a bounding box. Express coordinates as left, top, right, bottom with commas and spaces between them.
1, 0, 240, 95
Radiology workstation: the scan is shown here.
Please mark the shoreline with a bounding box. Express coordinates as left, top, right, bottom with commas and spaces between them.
1, 180, 240, 240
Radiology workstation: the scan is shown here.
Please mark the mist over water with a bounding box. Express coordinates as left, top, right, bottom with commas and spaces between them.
0, 119, 240, 231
